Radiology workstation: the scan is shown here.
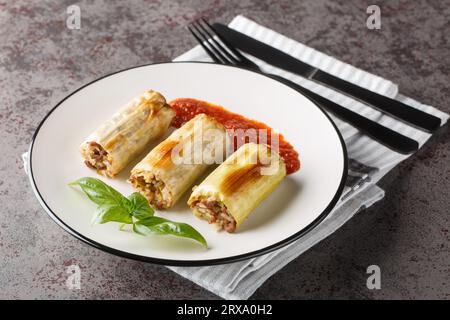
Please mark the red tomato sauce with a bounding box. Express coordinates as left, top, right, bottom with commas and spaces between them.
169, 98, 300, 174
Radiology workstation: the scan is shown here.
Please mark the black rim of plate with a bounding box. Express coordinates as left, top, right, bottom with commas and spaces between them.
28, 61, 348, 267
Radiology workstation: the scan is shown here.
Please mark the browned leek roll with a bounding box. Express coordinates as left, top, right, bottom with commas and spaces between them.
188, 143, 286, 233
129, 114, 228, 209
80, 90, 175, 177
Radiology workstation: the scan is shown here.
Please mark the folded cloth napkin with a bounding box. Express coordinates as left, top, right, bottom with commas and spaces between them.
167, 15, 449, 300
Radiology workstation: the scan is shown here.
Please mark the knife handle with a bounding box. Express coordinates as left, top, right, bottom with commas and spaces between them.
269, 74, 419, 154
311, 70, 441, 133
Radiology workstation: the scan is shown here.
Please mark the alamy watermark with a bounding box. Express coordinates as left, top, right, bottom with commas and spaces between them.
66, 264, 81, 290
169, 122, 281, 175
66, 5, 81, 30
366, 5, 381, 30
366, 265, 381, 290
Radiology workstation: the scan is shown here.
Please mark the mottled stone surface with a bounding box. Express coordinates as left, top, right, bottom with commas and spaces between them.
0, 0, 449, 299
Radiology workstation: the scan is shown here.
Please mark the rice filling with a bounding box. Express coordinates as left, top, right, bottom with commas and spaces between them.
129, 174, 171, 209
84, 141, 110, 173
191, 197, 236, 232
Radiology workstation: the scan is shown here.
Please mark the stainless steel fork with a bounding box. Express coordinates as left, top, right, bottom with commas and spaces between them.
187, 18, 419, 155
188, 18, 381, 201
343, 158, 379, 200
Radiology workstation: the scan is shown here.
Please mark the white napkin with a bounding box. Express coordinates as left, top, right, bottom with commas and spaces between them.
167, 15, 449, 300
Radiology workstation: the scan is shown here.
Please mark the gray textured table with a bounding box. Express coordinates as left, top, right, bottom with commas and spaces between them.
0, 0, 448, 299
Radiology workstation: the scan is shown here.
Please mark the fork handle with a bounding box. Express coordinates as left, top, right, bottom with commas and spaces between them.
269, 74, 419, 154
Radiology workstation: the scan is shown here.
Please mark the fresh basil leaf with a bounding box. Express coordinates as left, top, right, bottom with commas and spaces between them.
70, 177, 207, 247
70, 177, 130, 209
128, 192, 154, 220
92, 204, 133, 225
133, 217, 207, 247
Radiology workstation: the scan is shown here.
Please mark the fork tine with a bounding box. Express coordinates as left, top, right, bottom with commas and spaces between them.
197, 19, 239, 64
191, 21, 232, 65
201, 18, 248, 62
187, 24, 222, 64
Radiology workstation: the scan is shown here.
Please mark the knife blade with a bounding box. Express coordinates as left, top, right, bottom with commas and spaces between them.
213, 23, 441, 133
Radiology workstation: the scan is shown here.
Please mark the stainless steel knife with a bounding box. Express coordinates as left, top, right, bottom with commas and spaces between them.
213, 23, 441, 133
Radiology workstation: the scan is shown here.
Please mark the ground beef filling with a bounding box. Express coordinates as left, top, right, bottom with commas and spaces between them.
129, 175, 169, 210
84, 141, 109, 171
192, 198, 236, 233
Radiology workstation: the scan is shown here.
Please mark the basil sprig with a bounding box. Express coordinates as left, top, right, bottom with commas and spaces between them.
69, 177, 207, 247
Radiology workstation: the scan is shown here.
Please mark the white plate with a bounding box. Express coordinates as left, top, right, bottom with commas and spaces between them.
28, 62, 347, 266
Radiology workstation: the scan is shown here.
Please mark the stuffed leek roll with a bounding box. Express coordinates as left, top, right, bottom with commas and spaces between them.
188, 143, 286, 233
129, 114, 229, 209
80, 90, 175, 177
